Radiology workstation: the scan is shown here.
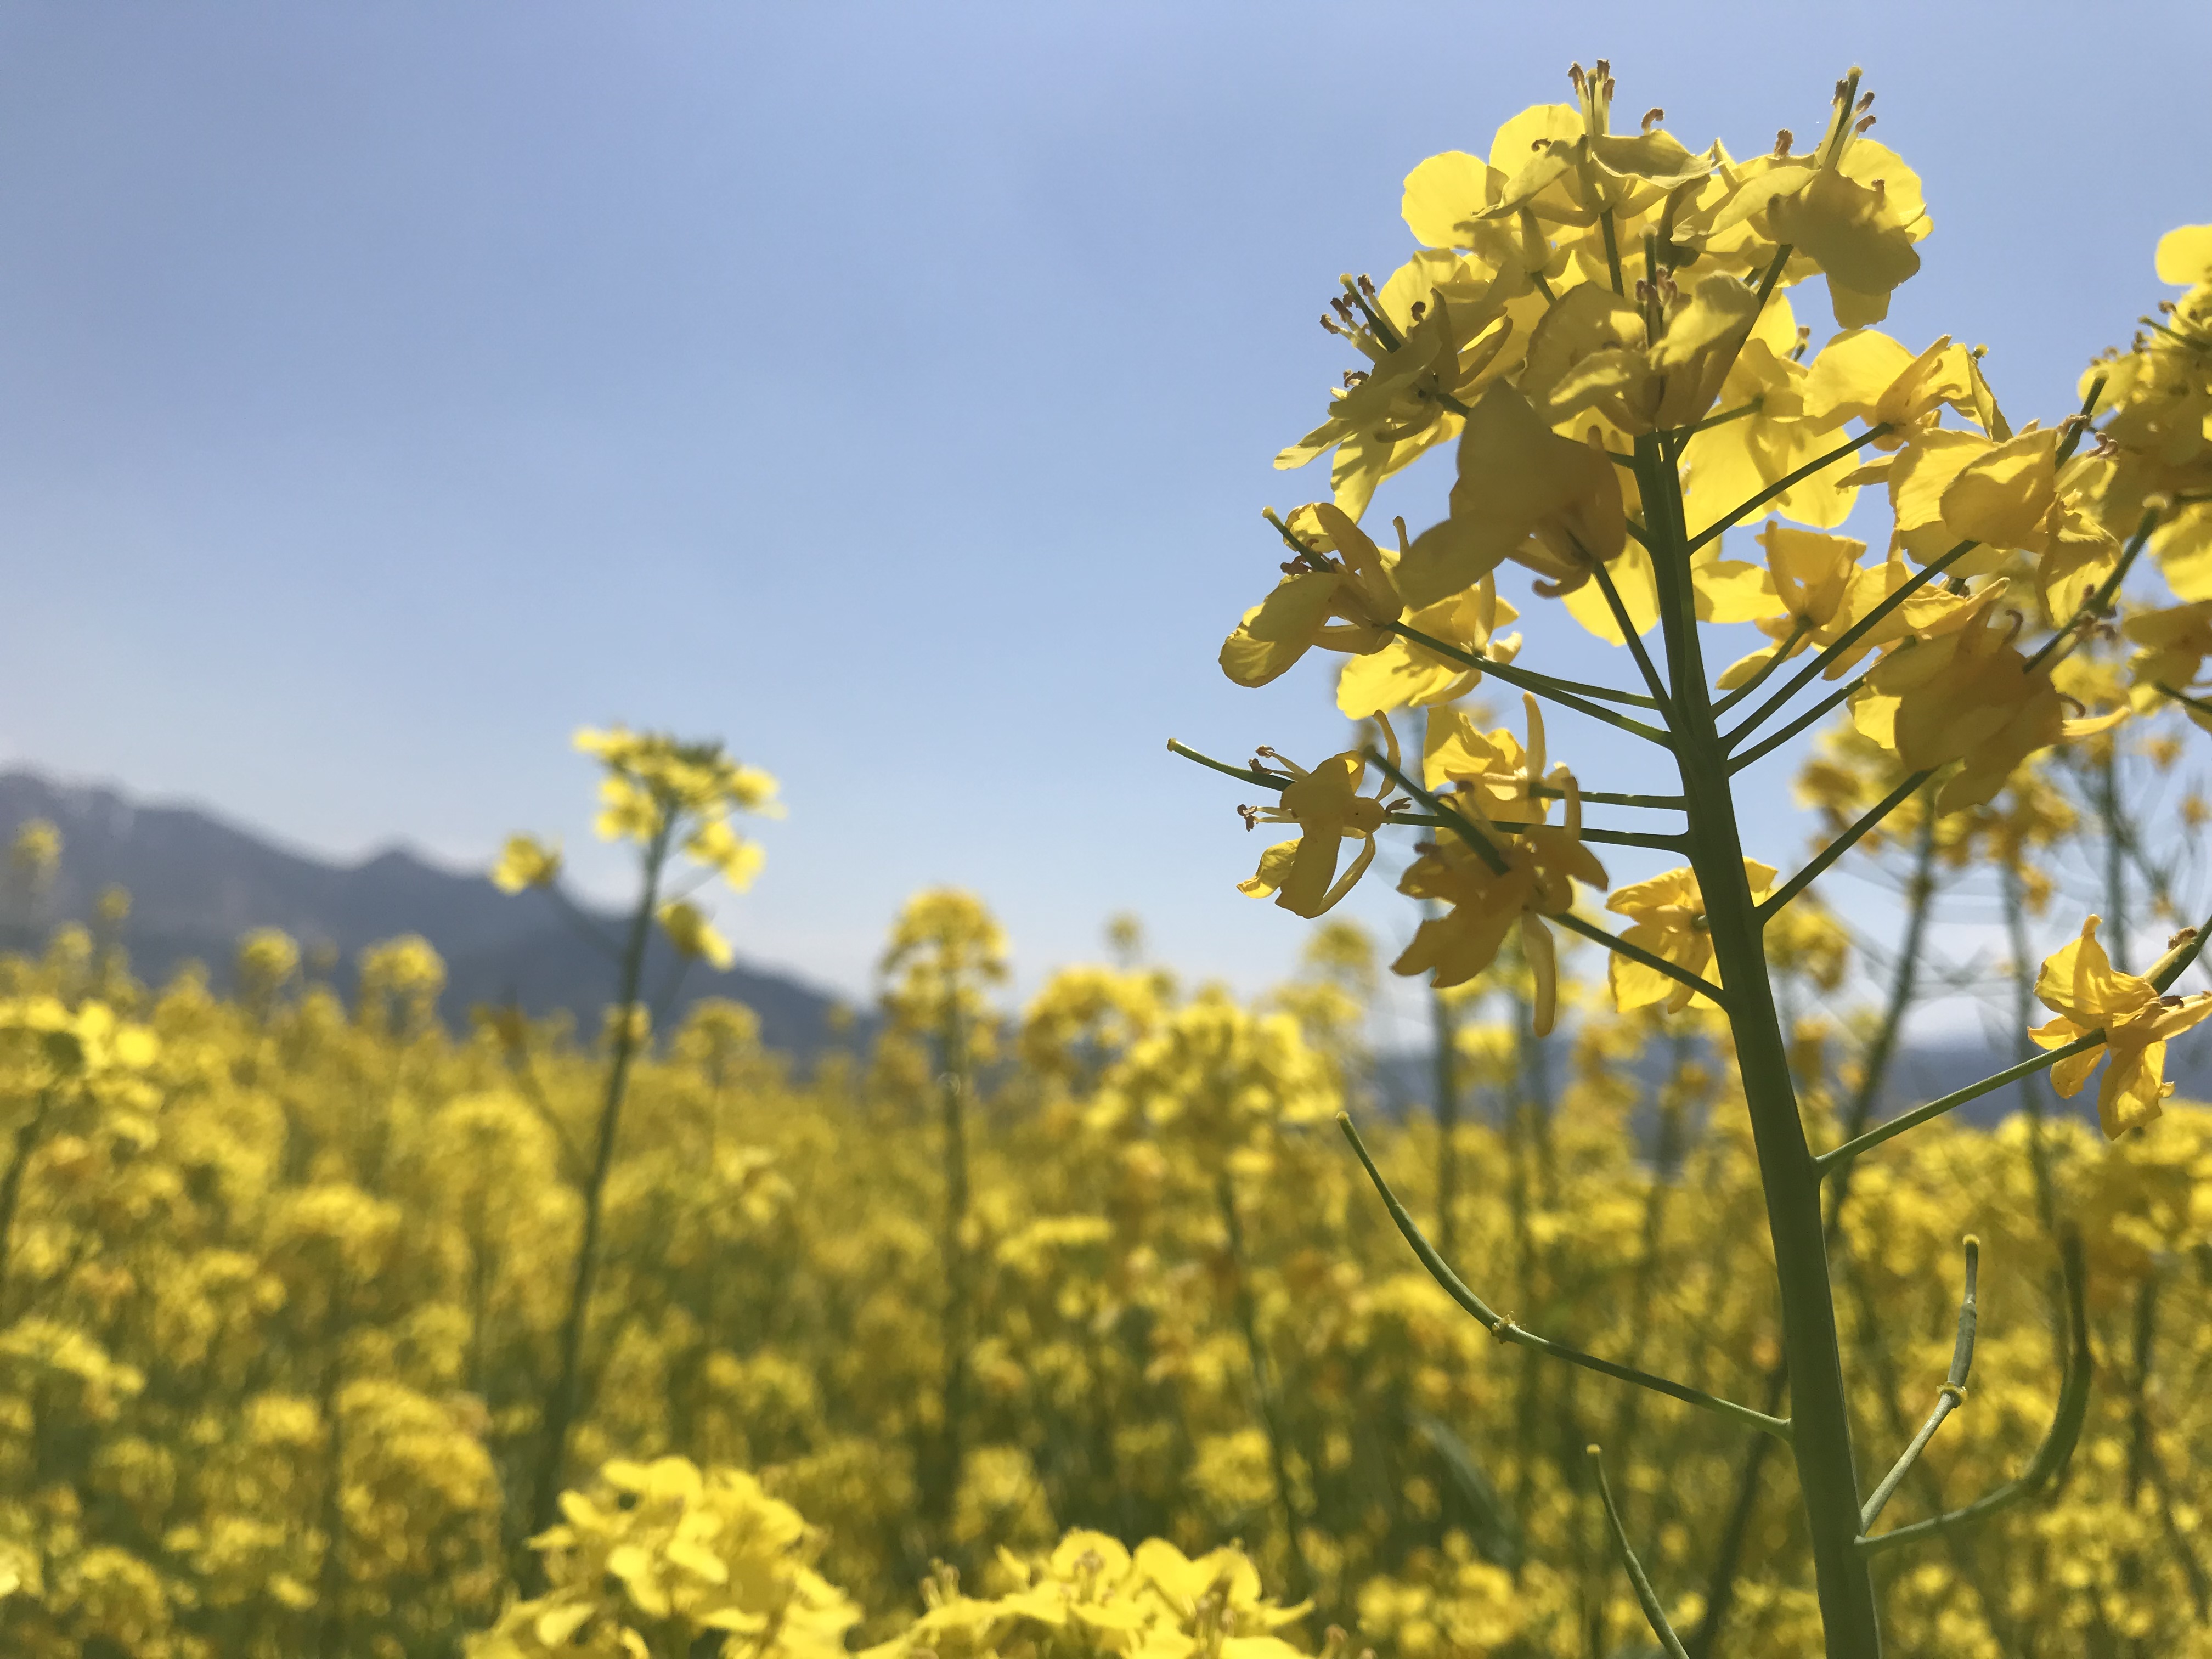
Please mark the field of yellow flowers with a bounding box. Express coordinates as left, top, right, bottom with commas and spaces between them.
2, 768, 2210, 1659
4, 55, 2212, 1659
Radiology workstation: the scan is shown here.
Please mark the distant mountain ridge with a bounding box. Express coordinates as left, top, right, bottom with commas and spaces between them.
0, 769, 853, 1055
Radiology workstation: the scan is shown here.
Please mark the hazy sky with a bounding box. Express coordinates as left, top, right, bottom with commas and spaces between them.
2, 1, 2205, 1021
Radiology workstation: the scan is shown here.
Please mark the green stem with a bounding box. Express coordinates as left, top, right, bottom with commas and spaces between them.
1361, 748, 1509, 873
1430, 979, 1461, 1262
1488, 823, 1688, 853
1821, 809, 1939, 1231
1688, 425, 1892, 553
1166, 739, 1291, 791
2020, 504, 2162, 674
1636, 430, 1881, 1655
1592, 558, 1675, 714
525, 817, 673, 1573
1730, 538, 1979, 742
1550, 911, 1723, 1006
1531, 784, 1686, 809
1859, 1238, 1978, 1531
1337, 1114, 1789, 1440
1710, 617, 1813, 718
1387, 620, 1672, 732
1666, 398, 1764, 444
1588, 1446, 1691, 1659
1218, 1171, 1316, 1600
1759, 772, 1934, 920
1859, 1237, 2091, 1557
1818, 1036, 2102, 1175
1728, 665, 1877, 772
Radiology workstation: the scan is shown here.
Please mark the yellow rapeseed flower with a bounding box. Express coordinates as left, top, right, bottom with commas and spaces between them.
2030, 916, 2212, 1138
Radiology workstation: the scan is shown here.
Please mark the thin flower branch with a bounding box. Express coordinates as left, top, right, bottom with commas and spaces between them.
1728, 540, 1976, 741
1859, 1237, 1979, 1531
1688, 425, 1893, 552
1387, 620, 1675, 738
2020, 503, 2164, 675
1361, 747, 1510, 877
1663, 397, 1764, 445
1710, 617, 1813, 718
1860, 1236, 2090, 1558
1588, 1445, 1692, 1659
2157, 682, 2212, 720
1165, 739, 1294, 792
1820, 910, 2212, 1175
1551, 911, 1728, 1008
1337, 1113, 1792, 1442
1816, 1034, 2104, 1175
1591, 557, 1676, 715
1531, 783, 1688, 810
1493, 823, 1689, 854
1758, 771, 1936, 921
1728, 663, 1883, 773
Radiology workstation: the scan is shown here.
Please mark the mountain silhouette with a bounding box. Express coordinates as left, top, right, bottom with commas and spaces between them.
0, 769, 854, 1055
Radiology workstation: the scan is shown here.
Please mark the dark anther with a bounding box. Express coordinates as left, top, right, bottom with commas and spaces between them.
1773, 129, 1793, 156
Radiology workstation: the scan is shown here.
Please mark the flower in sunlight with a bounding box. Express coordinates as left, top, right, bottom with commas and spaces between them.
1605, 859, 1777, 1014
2031, 915, 2212, 1138
1237, 717, 1406, 919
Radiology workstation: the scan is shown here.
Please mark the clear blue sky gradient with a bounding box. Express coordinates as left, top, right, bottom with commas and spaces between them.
1, 2, 2205, 1009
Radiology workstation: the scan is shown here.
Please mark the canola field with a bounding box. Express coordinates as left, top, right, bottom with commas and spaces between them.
3, 832, 2211, 1658
6, 53, 2212, 1659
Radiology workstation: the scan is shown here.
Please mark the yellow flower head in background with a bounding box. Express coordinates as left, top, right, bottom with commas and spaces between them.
2030, 916, 2212, 1139
658, 900, 735, 972
491, 834, 562, 894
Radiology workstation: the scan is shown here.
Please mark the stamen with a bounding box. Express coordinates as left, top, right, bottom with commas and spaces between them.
1855, 114, 1878, 134
1774, 128, 1794, 156
1641, 107, 1664, 132
1237, 804, 1260, 831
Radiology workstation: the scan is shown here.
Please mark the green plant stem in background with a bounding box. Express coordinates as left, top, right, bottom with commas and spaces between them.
524, 817, 672, 1583
1338, 1114, 1791, 1442
1217, 1171, 1314, 1602
922, 994, 975, 1544
1430, 980, 1461, 1262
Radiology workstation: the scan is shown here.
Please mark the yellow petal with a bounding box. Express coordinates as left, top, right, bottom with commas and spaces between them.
2034, 915, 2158, 1028
2154, 223, 2212, 286
1238, 840, 1302, 900
2097, 1039, 2170, 1138
1402, 150, 1498, 249
1940, 428, 2059, 551
1219, 573, 1340, 687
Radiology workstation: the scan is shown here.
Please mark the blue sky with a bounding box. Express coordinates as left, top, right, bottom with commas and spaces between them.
1, 1, 2205, 1019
